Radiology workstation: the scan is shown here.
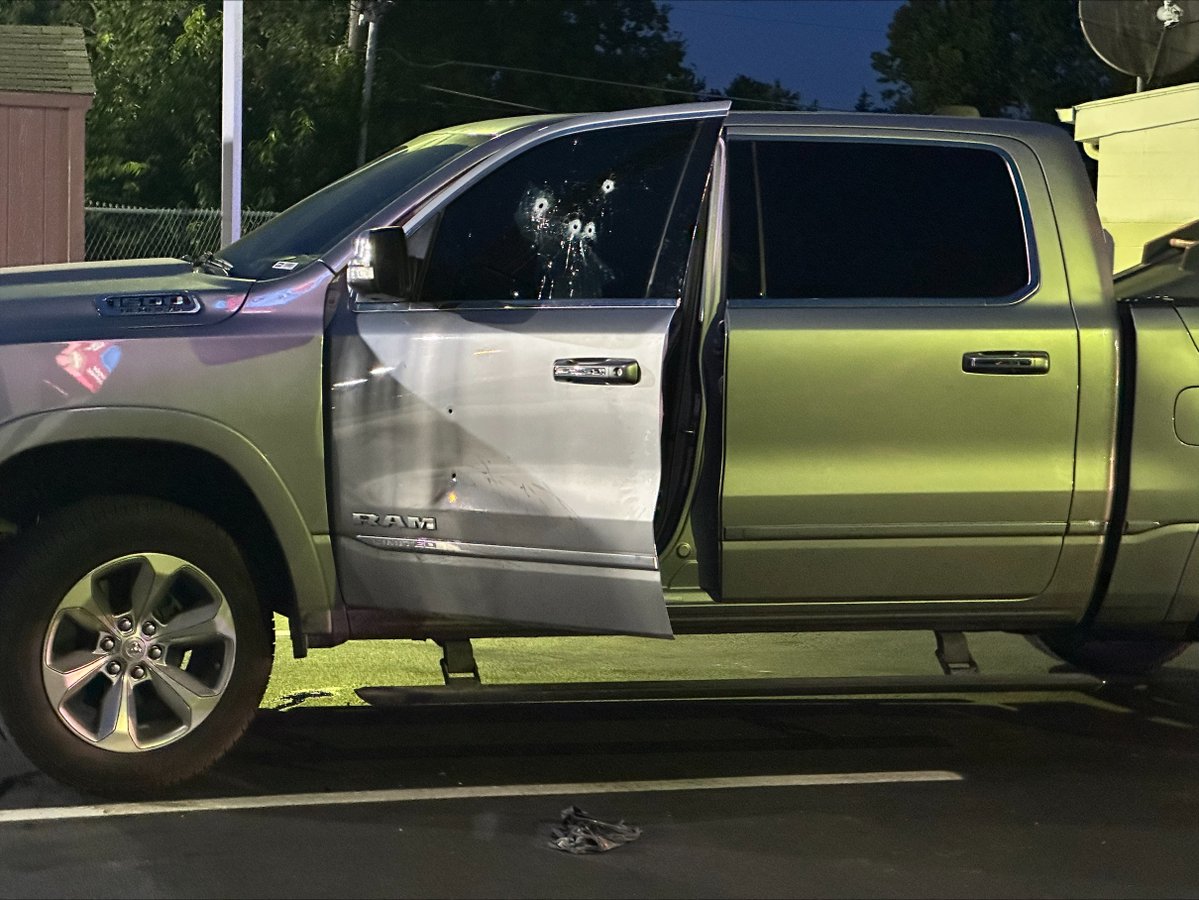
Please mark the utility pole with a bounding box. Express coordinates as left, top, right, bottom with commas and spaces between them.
357, 14, 379, 167
221, 0, 243, 246
347, 0, 365, 51
351, 0, 392, 168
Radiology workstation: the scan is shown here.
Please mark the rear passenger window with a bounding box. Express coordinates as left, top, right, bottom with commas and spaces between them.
727, 139, 1031, 302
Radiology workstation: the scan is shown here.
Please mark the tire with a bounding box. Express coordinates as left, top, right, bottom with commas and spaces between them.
1027, 631, 1190, 677
0, 496, 273, 796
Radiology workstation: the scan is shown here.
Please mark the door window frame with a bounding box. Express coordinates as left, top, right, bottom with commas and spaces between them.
722, 130, 1042, 310
352, 103, 730, 314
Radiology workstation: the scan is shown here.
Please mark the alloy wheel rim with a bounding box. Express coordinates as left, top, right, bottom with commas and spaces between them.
40, 553, 237, 753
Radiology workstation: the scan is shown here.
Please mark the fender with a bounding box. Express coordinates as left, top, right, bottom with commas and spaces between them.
0, 406, 336, 635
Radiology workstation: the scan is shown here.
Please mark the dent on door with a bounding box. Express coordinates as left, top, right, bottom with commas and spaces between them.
327, 106, 728, 637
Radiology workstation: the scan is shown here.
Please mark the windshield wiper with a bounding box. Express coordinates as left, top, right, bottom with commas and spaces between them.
185, 251, 234, 276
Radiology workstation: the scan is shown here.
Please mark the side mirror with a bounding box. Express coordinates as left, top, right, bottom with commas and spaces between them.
347, 226, 412, 298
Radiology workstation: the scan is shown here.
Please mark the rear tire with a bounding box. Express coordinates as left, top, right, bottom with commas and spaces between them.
1027, 631, 1189, 677
0, 496, 273, 796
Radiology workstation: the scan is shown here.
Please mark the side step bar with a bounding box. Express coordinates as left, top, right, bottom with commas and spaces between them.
356, 672, 1105, 708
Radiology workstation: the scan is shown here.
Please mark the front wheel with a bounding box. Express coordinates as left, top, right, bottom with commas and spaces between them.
0, 496, 273, 795
1027, 631, 1190, 677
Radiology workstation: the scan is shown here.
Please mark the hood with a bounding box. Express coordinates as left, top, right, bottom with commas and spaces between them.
0, 258, 195, 297
0, 257, 254, 345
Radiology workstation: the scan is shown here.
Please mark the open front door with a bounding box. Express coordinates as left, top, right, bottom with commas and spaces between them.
327, 104, 728, 638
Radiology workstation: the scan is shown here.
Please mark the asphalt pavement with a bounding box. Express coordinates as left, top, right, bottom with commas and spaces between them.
2, 636, 1199, 898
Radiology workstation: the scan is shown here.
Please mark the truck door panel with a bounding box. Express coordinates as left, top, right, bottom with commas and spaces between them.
327, 105, 727, 637
330, 305, 676, 636
719, 132, 1079, 603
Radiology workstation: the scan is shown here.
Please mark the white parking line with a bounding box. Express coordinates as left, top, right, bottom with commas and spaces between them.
0, 770, 961, 824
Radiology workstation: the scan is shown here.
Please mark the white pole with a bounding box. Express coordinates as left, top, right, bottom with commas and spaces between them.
221, 0, 243, 246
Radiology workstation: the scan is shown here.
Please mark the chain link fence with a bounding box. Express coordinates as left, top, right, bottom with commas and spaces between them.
84, 204, 279, 261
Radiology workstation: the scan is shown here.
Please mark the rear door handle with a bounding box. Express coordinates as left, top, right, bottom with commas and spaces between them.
962, 351, 1050, 375
553, 358, 641, 385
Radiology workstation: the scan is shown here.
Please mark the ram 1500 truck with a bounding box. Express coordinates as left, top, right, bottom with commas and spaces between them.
2, 102, 1199, 794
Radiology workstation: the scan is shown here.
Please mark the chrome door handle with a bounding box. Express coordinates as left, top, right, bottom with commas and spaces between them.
962, 351, 1050, 375
553, 358, 641, 385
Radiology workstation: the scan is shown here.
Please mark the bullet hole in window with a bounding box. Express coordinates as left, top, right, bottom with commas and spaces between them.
514, 178, 616, 300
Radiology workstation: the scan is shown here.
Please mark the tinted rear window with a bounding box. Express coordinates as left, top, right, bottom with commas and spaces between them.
727, 140, 1031, 302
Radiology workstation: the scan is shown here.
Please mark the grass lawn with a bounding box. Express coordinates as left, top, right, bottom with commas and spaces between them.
260, 616, 1095, 709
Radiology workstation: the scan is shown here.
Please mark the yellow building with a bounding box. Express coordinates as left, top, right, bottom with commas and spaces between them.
1059, 82, 1199, 272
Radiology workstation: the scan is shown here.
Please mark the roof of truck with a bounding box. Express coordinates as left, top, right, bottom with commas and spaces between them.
724, 110, 1065, 141
432, 107, 1066, 147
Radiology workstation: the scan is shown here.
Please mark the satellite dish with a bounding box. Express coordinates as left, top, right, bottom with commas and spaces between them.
1080, 0, 1199, 87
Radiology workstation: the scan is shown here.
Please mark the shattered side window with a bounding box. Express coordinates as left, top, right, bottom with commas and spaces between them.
417, 122, 706, 304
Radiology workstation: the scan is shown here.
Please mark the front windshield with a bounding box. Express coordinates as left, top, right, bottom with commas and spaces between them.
217, 132, 488, 280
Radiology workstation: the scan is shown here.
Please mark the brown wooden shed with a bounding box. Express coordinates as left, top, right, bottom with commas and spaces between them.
0, 25, 95, 268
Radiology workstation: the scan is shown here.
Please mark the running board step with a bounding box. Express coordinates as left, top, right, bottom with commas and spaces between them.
356, 673, 1105, 708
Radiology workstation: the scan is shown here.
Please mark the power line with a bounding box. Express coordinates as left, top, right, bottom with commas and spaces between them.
420, 84, 548, 112
392, 49, 739, 102
395, 95, 542, 115
389, 49, 836, 110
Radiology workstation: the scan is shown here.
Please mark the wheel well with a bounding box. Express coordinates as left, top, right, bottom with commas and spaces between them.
0, 439, 297, 639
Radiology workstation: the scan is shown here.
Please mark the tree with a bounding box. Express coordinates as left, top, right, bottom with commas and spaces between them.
871, 0, 1154, 121
365, 0, 705, 157
0, 0, 361, 209
2, 0, 721, 208
720, 74, 816, 111
2, 1, 812, 209
853, 89, 879, 112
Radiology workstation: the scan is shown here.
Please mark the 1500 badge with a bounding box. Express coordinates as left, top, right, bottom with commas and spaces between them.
352, 512, 437, 531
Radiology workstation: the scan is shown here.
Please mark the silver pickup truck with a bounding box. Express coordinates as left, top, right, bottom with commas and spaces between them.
1, 102, 1198, 794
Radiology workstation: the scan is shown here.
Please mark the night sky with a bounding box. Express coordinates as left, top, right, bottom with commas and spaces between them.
668, 0, 906, 110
